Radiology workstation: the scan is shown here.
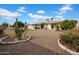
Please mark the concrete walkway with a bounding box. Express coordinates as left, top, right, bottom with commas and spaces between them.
0, 30, 70, 55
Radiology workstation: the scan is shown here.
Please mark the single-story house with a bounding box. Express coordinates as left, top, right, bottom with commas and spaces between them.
27, 20, 62, 30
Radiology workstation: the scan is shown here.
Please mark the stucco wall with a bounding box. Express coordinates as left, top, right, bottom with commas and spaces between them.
27, 25, 34, 29
47, 24, 51, 29
27, 23, 57, 30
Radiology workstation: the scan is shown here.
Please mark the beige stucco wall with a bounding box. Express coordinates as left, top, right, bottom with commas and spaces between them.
27, 25, 34, 29
76, 23, 79, 30
47, 24, 51, 29
27, 23, 58, 30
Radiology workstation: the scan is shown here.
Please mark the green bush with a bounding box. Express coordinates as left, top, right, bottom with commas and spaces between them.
60, 31, 79, 52
60, 20, 77, 30
55, 24, 60, 31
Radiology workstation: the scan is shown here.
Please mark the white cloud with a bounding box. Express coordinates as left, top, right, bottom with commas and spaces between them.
54, 4, 73, 21
43, 16, 51, 19
58, 11, 66, 15
60, 5, 72, 11
28, 13, 42, 19
58, 4, 73, 15
2, 16, 14, 20
28, 13, 51, 19
0, 8, 21, 17
17, 7, 27, 13
14, 12, 21, 16
55, 18, 65, 21
56, 15, 63, 18
37, 10, 45, 14
55, 15, 65, 21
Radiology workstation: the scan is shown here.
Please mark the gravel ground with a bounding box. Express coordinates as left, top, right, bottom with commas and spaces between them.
0, 30, 70, 55
2, 37, 15, 42
0, 34, 8, 39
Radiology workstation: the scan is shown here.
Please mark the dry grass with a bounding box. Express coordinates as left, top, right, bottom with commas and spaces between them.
4, 29, 32, 34
4, 30, 15, 34
60, 29, 79, 52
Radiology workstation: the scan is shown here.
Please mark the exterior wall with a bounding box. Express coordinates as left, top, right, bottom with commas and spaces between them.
44, 24, 48, 29
43, 24, 52, 30
34, 24, 41, 29
47, 24, 52, 30
27, 23, 60, 30
27, 24, 41, 29
38, 25, 41, 29
27, 25, 34, 29
53, 23, 61, 30
53, 25, 57, 30
76, 22, 79, 30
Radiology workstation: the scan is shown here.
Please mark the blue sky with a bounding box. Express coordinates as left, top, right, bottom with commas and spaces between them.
0, 4, 79, 25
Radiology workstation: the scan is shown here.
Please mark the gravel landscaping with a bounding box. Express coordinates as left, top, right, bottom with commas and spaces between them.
2, 37, 15, 42
0, 30, 70, 55
0, 34, 8, 39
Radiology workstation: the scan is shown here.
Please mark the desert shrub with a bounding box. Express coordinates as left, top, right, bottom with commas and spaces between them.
60, 30, 79, 52
2, 22, 8, 29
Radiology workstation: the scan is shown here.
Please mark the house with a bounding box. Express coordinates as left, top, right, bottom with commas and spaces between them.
76, 21, 79, 30
27, 20, 62, 30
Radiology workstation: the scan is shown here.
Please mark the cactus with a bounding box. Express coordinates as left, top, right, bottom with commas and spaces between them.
15, 18, 25, 40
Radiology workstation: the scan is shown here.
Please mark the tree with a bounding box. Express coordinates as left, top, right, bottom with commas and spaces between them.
60, 20, 77, 30
13, 18, 24, 28
2, 22, 8, 29
71, 20, 77, 28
